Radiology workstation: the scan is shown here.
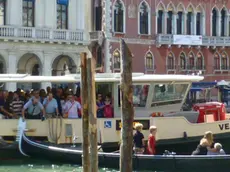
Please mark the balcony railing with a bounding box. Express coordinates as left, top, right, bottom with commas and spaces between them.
214, 65, 230, 70
156, 34, 230, 47
0, 26, 84, 44
166, 65, 206, 71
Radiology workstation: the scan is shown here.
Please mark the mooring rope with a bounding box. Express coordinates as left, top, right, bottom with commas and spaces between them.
48, 115, 63, 144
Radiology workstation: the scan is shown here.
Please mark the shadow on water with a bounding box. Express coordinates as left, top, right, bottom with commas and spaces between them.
0, 158, 157, 172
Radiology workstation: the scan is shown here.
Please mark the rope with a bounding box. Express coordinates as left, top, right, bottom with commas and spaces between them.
48, 115, 63, 144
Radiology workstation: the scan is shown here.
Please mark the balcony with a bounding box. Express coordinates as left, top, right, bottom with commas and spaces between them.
0, 26, 85, 44
213, 65, 230, 71
89, 31, 104, 45
156, 34, 230, 47
166, 65, 206, 71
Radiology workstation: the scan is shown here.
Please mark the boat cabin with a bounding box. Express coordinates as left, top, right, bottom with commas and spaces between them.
0, 73, 203, 118
193, 102, 226, 123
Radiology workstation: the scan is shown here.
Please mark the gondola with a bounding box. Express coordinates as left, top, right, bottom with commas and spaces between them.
20, 132, 230, 172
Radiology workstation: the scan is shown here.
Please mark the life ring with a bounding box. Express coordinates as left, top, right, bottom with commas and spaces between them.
151, 112, 163, 117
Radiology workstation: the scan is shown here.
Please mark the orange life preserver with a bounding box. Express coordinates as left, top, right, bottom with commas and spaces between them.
151, 112, 163, 117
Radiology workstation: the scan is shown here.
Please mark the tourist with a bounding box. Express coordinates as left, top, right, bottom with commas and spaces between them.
43, 92, 59, 118
63, 93, 81, 143
96, 93, 105, 118
192, 131, 215, 155
207, 143, 226, 155
104, 95, 113, 118
147, 126, 157, 155
22, 97, 45, 120
10, 91, 24, 119
63, 93, 81, 119
133, 123, 145, 154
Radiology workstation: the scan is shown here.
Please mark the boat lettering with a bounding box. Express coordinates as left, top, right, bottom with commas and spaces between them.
219, 123, 230, 130
115, 120, 149, 131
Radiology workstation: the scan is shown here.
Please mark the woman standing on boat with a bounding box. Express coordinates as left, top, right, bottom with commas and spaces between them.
192, 131, 215, 155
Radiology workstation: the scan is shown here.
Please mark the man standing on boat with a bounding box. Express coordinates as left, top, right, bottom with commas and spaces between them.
43, 92, 59, 118
22, 95, 45, 120
10, 91, 24, 119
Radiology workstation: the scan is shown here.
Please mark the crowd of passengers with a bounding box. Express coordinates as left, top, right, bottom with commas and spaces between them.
133, 124, 225, 155
0, 86, 113, 120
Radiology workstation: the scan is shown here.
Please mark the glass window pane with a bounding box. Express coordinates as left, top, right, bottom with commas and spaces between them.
151, 84, 188, 107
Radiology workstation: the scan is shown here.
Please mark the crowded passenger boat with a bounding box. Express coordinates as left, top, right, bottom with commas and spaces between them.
0, 73, 205, 154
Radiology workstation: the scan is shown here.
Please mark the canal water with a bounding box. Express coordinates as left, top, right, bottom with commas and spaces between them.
0, 164, 118, 172
0, 159, 152, 172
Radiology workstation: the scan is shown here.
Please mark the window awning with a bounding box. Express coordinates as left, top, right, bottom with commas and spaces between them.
57, 0, 69, 5
190, 87, 204, 92
192, 81, 217, 88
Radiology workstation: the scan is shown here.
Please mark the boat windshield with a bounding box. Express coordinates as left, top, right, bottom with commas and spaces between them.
151, 83, 189, 107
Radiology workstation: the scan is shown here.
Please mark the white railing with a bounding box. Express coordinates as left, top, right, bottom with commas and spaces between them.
0, 26, 84, 43
156, 34, 230, 47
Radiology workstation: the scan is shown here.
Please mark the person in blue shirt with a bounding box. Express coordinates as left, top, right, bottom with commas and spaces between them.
43, 92, 59, 118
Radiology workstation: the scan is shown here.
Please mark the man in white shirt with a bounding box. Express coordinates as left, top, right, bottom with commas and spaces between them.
63, 93, 81, 143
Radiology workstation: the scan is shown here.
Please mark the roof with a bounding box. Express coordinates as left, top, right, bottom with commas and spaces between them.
0, 73, 204, 83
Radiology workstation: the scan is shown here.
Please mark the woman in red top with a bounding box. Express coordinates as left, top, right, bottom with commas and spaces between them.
147, 126, 157, 155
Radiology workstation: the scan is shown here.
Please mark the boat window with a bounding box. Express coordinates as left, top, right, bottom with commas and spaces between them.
118, 84, 150, 107
151, 83, 188, 107
96, 83, 113, 100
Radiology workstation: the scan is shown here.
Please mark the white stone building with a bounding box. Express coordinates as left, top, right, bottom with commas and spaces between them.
0, 0, 92, 91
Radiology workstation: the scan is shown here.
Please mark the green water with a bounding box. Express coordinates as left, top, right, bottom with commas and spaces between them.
0, 159, 153, 172
0, 164, 118, 172
0, 159, 119, 172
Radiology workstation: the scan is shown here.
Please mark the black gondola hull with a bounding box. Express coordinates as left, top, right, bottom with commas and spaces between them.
20, 132, 230, 172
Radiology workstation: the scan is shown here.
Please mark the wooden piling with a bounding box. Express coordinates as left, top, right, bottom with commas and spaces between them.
81, 52, 90, 172
119, 39, 134, 172
87, 57, 98, 172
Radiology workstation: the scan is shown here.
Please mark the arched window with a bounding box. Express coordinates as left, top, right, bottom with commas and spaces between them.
139, 1, 149, 34
177, 4, 185, 34
179, 52, 186, 70
113, 50, 120, 69
157, 10, 163, 34
167, 11, 173, 34
196, 52, 203, 70
188, 52, 195, 70
187, 5, 194, 35
221, 8, 227, 36
113, 0, 124, 32
95, 0, 102, 31
212, 8, 218, 36
22, 0, 35, 27
57, 0, 68, 29
177, 12, 183, 34
145, 52, 153, 70
214, 52, 220, 70
221, 52, 228, 70
196, 5, 204, 35
167, 52, 174, 70
96, 47, 102, 67
0, 0, 6, 25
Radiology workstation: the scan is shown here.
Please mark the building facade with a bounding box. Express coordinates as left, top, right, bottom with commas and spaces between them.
0, 0, 92, 91
92, 0, 230, 83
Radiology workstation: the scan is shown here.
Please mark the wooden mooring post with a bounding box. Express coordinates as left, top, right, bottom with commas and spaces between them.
119, 39, 134, 172
87, 57, 98, 172
81, 52, 90, 172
